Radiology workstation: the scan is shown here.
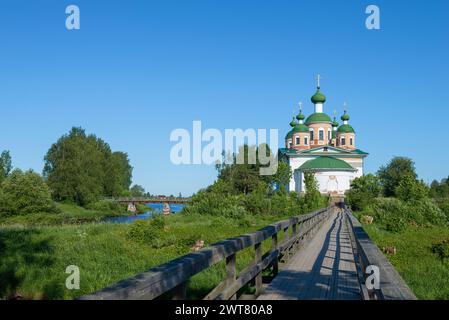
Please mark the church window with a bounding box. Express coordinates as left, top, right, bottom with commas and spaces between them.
350, 138, 353, 145
310, 130, 314, 141
296, 137, 300, 145
319, 130, 324, 140
341, 137, 346, 145
304, 137, 308, 145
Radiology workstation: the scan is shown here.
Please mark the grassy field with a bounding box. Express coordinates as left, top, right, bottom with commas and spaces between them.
363, 223, 449, 299
0, 212, 290, 300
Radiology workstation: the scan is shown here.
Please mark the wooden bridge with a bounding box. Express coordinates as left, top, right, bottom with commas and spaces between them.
80, 204, 416, 300
113, 197, 191, 205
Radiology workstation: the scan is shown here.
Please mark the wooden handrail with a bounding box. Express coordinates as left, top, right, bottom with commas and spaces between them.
344, 207, 417, 300
79, 207, 331, 300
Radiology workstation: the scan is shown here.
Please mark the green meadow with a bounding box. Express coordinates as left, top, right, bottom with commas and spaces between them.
0, 211, 289, 300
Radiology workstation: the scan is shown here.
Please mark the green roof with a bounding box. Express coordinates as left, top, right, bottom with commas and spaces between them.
305, 112, 332, 124
332, 116, 339, 127
311, 88, 326, 104
292, 123, 309, 133
299, 156, 355, 171
285, 129, 294, 139
337, 124, 355, 133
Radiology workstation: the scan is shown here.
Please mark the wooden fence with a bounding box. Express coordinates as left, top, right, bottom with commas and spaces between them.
79, 207, 331, 300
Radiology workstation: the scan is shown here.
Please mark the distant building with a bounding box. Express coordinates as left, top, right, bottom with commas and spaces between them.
279, 77, 368, 195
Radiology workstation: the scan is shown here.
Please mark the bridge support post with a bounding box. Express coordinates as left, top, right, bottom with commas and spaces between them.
271, 234, 278, 276
172, 281, 187, 300
225, 254, 237, 300
254, 243, 263, 296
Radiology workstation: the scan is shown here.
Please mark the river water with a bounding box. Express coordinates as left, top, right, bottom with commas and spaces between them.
105, 203, 185, 224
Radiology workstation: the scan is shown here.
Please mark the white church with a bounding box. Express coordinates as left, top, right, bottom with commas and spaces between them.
279, 77, 368, 195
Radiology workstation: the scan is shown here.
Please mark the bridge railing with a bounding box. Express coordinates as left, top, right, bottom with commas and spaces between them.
79, 206, 331, 300
344, 207, 417, 300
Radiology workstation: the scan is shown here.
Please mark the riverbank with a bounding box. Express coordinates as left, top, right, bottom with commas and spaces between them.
0, 202, 149, 227
0, 211, 292, 299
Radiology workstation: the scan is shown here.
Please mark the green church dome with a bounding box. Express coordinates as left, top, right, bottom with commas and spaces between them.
292, 123, 309, 133
296, 111, 305, 121
305, 112, 332, 124
311, 88, 326, 104
337, 124, 355, 133
332, 116, 339, 127
341, 111, 350, 121
289, 117, 297, 127
299, 156, 355, 171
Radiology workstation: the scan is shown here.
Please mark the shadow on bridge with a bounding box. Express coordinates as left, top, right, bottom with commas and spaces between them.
259, 212, 361, 300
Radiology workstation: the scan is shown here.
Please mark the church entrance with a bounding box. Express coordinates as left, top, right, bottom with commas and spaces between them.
326, 176, 339, 195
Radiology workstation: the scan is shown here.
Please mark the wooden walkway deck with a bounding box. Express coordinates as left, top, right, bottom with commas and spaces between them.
258, 211, 361, 300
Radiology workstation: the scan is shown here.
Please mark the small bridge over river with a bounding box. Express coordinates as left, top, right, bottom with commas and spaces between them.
113, 197, 191, 205
80, 203, 416, 300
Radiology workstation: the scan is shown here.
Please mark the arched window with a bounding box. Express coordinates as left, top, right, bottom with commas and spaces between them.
350, 137, 353, 145
295, 137, 300, 145
319, 130, 324, 141
341, 136, 346, 146
310, 130, 314, 141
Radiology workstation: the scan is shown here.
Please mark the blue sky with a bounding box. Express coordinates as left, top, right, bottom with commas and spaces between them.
0, 0, 448, 195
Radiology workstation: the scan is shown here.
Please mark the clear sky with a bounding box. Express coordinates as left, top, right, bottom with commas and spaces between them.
0, 0, 448, 196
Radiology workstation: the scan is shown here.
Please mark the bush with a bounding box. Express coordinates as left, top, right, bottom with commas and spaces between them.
369, 198, 409, 232
367, 197, 447, 232
395, 175, 429, 202
126, 214, 168, 247
182, 190, 247, 218
406, 199, 447, 226
346, 174, 381, 211
0, 169, 57, 216
435, 198, 449, 221
86, 200, 126, 213
432, 239, 449, 261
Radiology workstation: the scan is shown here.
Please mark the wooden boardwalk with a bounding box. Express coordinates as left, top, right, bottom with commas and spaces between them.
258, 211, 361, 300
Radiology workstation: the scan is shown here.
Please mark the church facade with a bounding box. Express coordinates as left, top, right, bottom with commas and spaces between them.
279, 80, 368, 195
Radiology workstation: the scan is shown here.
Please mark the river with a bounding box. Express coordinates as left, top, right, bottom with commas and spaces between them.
105, 203, 186, 223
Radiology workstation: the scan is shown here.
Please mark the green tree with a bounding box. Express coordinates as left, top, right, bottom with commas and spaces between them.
346, 174, 381, 211
0, 151, 12, 183
0, 169, 55, 216
272, 161, 292, 193
130, 184, 146, 197
43, 127, 133, 206
104, 152, 133, 197
395, 175, 429, 202
302, 172, 323, 212
377, 157, 417, 197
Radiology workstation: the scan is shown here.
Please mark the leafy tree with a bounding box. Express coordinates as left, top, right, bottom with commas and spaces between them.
0, 169, 56, 216
0, 151, 12, 183
377, 157, 417, 197
346, 174, 381, 211
429, 177, 449, 198
395, 175, 429, 202
43, 127, 133, 206
104, 152, 133, 197
273, 161, 292, 193
130, 184, 146, 197
302, 172, 323, 212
